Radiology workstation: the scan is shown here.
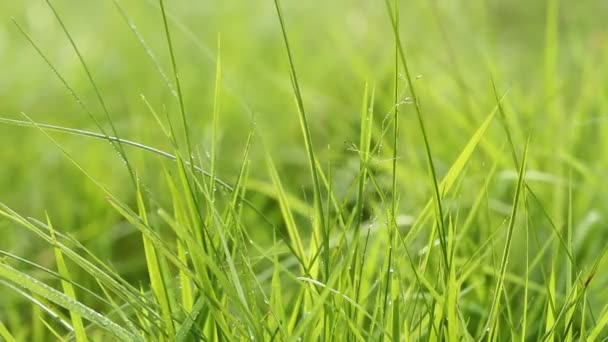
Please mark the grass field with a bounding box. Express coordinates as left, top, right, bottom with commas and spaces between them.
1, 0, 608, 340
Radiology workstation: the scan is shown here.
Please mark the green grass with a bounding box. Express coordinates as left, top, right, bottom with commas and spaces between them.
1, 0, 608, 340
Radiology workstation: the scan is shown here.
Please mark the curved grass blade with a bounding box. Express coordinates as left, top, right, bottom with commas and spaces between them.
0, 204, 158, 321
0, 117, 275, 228
0, 263, 143, 341
0, 280, 74, 333
0, 118, 231, 190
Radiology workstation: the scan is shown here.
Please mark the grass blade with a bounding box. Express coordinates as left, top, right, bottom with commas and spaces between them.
0, 263, 142, 341
485, 138, 530, 339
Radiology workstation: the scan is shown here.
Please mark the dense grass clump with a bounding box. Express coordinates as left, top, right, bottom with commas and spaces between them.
1, 0, 608, 340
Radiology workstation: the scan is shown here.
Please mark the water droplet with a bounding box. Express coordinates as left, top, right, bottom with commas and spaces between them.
399, 97, 413, 105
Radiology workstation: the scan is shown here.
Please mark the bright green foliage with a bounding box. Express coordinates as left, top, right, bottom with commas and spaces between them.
1, 0, 608, 340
